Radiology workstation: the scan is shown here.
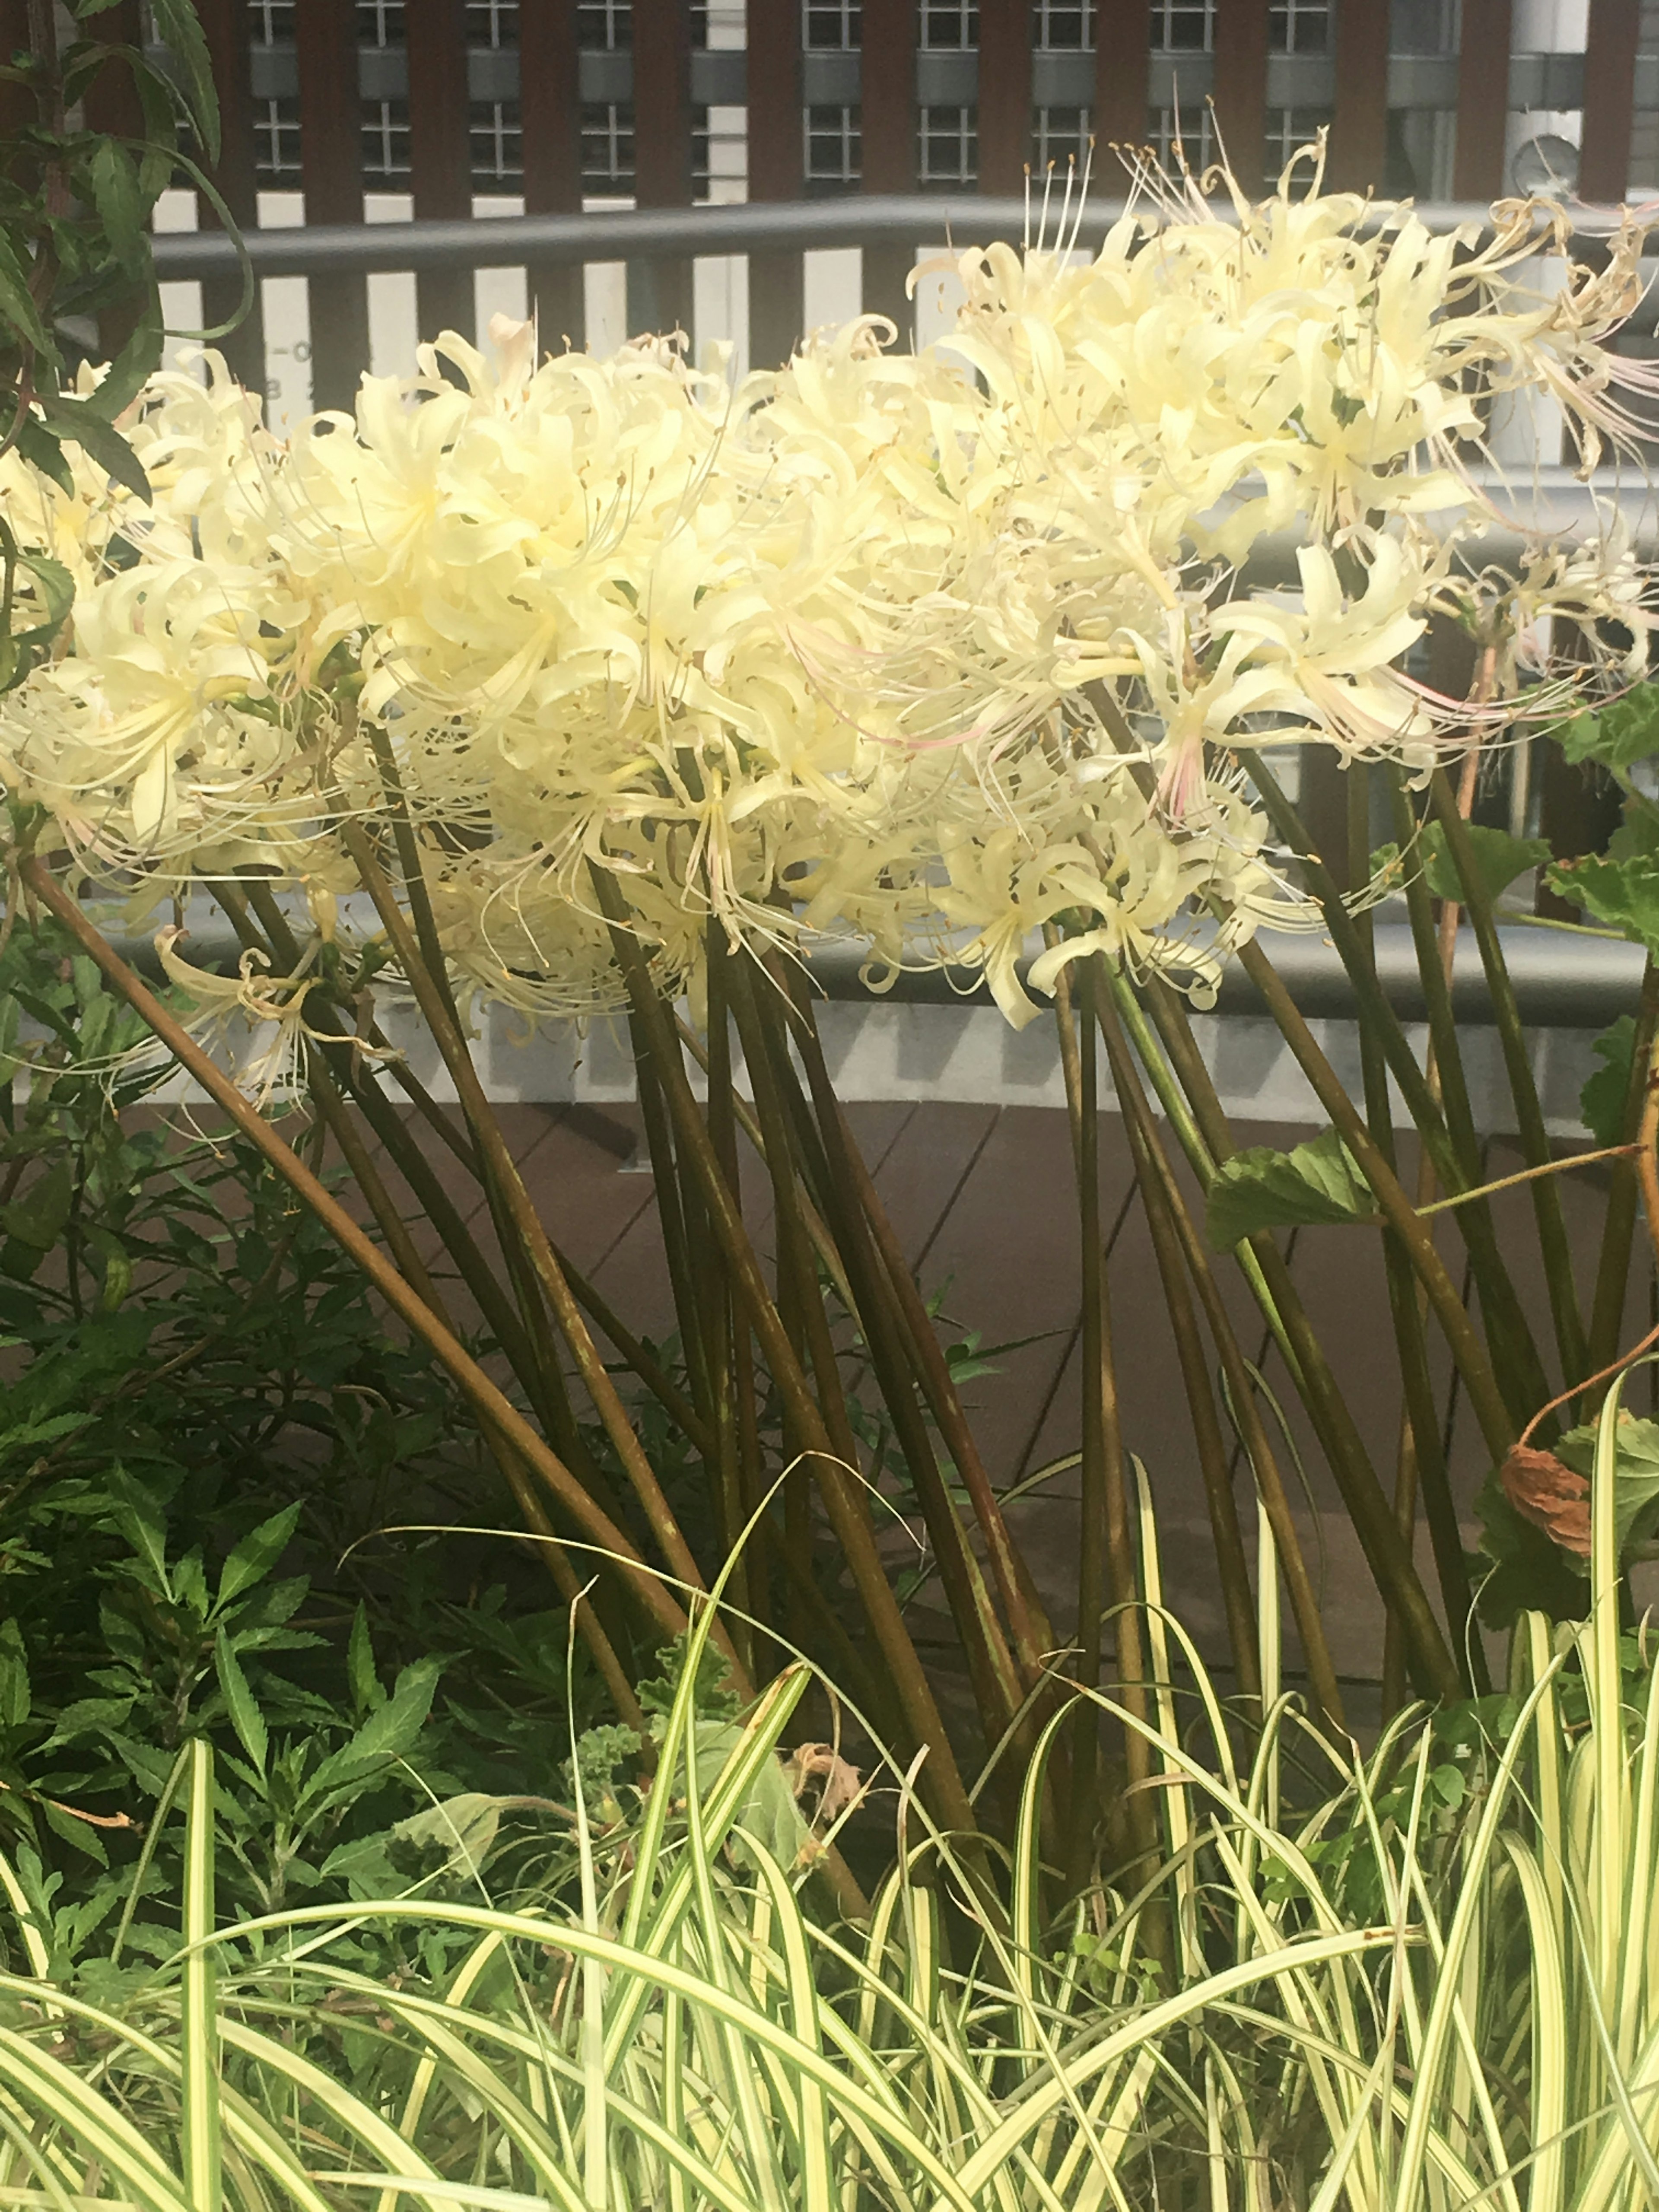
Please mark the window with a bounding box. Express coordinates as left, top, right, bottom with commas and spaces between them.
471, 98, 521, 182
247, 2, 293, 43
1035, 105, 1090, 172
805, 1, 860, 47
1035, 1, 1092, 46
252, 94, 302, 181
578, 0, 628, 48
919, 105, 976, 182
1149, 0, 1211, 51
467, 0, 517, 42
582, 99, 634, 184
922, 4, 977, 48
1265, 105, 1331, 175
806, 103, 861, 184
1147, 103, 1213, 168
357, 1, 403, 43
362, 97, 410, 178
1269, 0, 1327, 53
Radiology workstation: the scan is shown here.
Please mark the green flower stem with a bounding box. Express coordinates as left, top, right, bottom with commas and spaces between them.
345, 826, 739, 1685
1429, 765, 1589, 1385
1588, 957, 1659, 1386
19, 854, 693, 1648
737, 958, 1026, 1766
1250, 757, 1551, 1424
629, 1015, 714, 1418
1091, 972, 1260, 1701
1236, 936, 1514, 1462
778, 968, 1052, 1683
591, 864, 979, 1837
702, 935, 753, 1663
1097, 974, 1334, 1723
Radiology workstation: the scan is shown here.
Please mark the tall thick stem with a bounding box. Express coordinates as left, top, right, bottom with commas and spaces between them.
1249, 759, 1551, 1424
590, 864, 978, 1835
343, 826, 741, 1685
1429, 766, 1588, 1387
20, 857, 691, 1646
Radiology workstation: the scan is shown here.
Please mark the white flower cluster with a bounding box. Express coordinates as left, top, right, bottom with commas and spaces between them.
3, 161, 1653, 1029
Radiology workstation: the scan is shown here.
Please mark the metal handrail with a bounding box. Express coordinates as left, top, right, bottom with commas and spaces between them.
149, 194, 1637, 284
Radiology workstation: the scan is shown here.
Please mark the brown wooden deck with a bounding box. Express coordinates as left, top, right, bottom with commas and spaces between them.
356, 1100, 1656, 1689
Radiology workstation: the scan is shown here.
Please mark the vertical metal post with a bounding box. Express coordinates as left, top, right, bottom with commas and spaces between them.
978, 0, 1033, 195
630, 0, 695, 339
861, 0, 918, 346
521, 0, 585, 352
1453, 0, 1513, 198
296, 0, 371, 409
1329, 0, 1391, 193
1579, 0, 1640, 200
748, 0, 804, 367
406, 0, 476, 344
1211, 0, 1270, 194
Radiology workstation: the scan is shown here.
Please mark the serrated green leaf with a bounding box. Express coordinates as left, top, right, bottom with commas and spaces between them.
36, 395, 149, 501
1547, 849, 1659, 954
14, 416, 73, 496
0, 232, 51, 353
302, 1656, 441, 1804
388, 1791, 506, 1878
214, 1501, 301, 1615
87, 137, 144, 268
101, 1468, 169, 1596
213, 1633, 267, 1778
1205, 1127, 1376, 1251
346, 1603, 385, 1719
1373, 820, 1550, 905
82, 288, 162, 422
1560, 682, 1659, 770
1555, 1413, 1659, 1558
1581, 1015, 1637, 1145
0, 1620, 30, 1729
147, 0, 220, 164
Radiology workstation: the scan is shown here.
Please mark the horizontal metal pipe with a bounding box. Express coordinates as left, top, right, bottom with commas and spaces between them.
149, 194, 1602, 284
120, 917, 1643, 1031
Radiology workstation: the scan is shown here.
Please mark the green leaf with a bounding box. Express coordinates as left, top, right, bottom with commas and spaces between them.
0, 1160, 72, 1249
1559, 682, 1659, 770
1205, 1127, 1376, 1251
214, 1501, 301, 1615
1372, 821, 1550, 905
1555, 1414, 1659, 1558
302, 1657, 441, 1803
86, 138, 145, 270
387, 1791, 508, 1879
146, 0, 220, 164
0, 233, 52, 354
84, 290, 162, 421
0, 1619, 30, 1729
1547, 849, 1659, 955
214, 1633, 267, 1777
35, 395, 149, 502
1581, 1016, 1637, 1145
346, 1604, 385, 1719
13, 417, 73, 497
102, 1468, 169, 1597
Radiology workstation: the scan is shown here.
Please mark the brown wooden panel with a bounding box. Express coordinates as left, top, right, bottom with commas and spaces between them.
629, 0, 694, 338
406, 0, 475, 344
747, 0, 804, 367
1580, 0, 1641, 201
295, 0, 370, 409
1211, 0, 1270, 195
1453, 0, 1513, 199
1093, 0, 1151, 159
83, 0, 146, 360
193, 0, 266, 392
519, 0, 584, 352
1329, 0, 1391, 193
860, 0, 918, 345
977, 0, 1032, 194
